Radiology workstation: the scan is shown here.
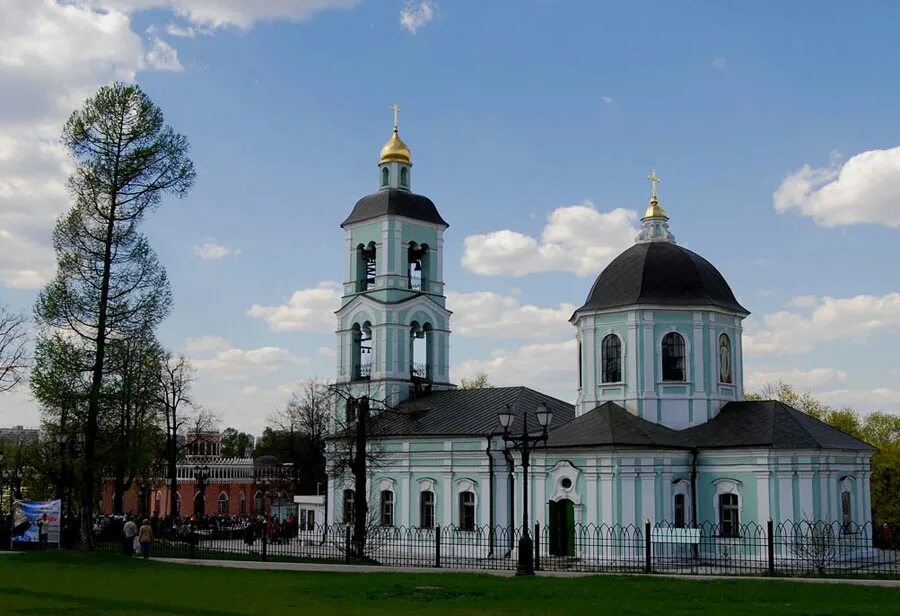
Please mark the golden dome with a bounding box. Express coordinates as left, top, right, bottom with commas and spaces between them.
379, 128, 412, 165
643, 196, 668, 219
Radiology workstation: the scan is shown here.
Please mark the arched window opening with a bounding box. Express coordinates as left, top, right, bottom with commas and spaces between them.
381, 166, 390, 187
380, 490, 394, 527
352, 322, 373, 380
356, 243, 377, 292
218, 492, 228, 515
407, 243, 428, 291
342, 489, 356, 525
254, 490, 264, 514
674, 494, 686, 529
410, 322, 432, 382
841, 490, 852, 533
719, 333, 733, 384
601, 334, 622, 383
400, 166, 409, 188
459, 491, 476, 531
239, 491, 246, 515
420, 491, 435, 528
662, 332, 686, 382
718, 493, 739, 537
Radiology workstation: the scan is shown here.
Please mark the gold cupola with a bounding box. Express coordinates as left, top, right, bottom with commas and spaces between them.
636, 169, 676, 244
642, 168, 667, 219
379, 127, 412, 165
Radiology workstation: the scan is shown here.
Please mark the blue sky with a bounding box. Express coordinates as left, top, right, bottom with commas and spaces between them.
1, 1, 899, 434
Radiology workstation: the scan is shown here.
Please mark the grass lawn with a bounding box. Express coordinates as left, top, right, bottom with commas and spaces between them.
0, 552, 897, 615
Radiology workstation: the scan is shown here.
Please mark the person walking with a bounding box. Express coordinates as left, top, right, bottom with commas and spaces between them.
122, 517, 138, 557
138, 519, 153, 559
37, 513, 49, 551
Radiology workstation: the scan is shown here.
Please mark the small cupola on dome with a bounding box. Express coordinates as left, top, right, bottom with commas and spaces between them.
378, 104, 413, 191
636, 168, 676, 244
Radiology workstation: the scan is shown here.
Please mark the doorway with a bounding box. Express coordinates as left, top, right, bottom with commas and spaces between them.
548, 499, 575, 556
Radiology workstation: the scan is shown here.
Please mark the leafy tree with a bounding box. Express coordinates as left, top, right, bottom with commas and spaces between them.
459, 373, 492, 389
34, 83, 194, 548
220, 428, 252, 458
0, 305, 28, 394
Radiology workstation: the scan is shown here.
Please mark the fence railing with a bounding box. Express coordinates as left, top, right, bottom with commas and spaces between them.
96, 519, 900, 578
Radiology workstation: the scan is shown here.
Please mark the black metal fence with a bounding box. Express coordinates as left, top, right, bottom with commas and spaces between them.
98, 519, 900, 578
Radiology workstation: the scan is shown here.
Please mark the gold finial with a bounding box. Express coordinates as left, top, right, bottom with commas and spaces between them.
643, 168, 668, 219
379, 104, 412, 165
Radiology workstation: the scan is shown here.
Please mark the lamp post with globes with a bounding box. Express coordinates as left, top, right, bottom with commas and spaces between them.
497, 401, 554, 576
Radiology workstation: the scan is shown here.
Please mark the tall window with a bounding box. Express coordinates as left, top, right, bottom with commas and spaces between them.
380, 490, 394, 527
343, 489, 356, 525
719, 333, 732, 384
254, 490, 264, 514
841, 490, 852, 533
381, 167, 389, 187
718, 493, 739, 537
420, 491, 435, 528
400, 166, 409, 187
218, 492, 228, 515
601, 334, 622, 383
352, 323, 373, 380
356, 243, 377, 292
674, 494, 686, 529
459, 491, 475, 531
662, 332, 686, 381
577, 341, 583, 388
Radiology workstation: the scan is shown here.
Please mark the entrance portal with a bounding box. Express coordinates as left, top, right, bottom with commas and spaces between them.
548, 499, 575, 556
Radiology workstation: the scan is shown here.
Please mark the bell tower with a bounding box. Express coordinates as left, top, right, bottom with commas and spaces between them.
335, 107, 453, 407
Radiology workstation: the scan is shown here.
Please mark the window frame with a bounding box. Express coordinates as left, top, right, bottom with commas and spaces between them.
380, 490, 394, 527
718, 493, 740, 538
674, 493, 686, 529
458, 491, 476, 531
420, 490, 435, 529
601, 333, 623, 384
661, 331, 687, 382
218, 492, 228, 515
342, 489, 356, 525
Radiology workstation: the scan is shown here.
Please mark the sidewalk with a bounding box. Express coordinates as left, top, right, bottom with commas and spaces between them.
152, 557, 900, 587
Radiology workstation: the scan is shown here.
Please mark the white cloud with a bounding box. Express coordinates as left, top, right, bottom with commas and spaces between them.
743, 292, 900, 356
188, 338, 308, 381
455, 339, 577, 402
711, 57, 727, 70
400, 0, 435, 34
462, 201, 639, 277
817, 388, 900, 413
787, 295, 818, 309
447, 291, 575, 339
145, 36, 183, 71
601, 96, 614, 105
248, 281, 341, 333
745, 367, 848, 393
194, 240, 240, 260
774, 147, 900, 227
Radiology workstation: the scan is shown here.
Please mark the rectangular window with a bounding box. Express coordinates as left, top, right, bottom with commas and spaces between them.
841, 490, 852, 533
307, 510, 316, 530
420, 491, 435, 528
380, 490, 394, 527
459, 491, 476, 531
718, 493, 739, 538
674, 494, 686, 529
342, 489, 355, 525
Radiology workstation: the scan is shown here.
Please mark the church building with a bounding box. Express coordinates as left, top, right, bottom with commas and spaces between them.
325, 114, 874, 547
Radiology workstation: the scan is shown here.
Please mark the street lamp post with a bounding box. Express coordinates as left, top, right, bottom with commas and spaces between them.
192, 464, 210, 517
498, 402, 554, 576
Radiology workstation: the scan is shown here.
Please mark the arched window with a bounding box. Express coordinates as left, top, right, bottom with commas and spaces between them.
410, 322, 432, 382
420, 490, 435, 528
343, 489, 356, 525
254, 490, 264, 514
719, 334, 732, 384
352, 322, 373, 380
356, 243, 376, 292
380, 490, 394, 527
239, 491, 246, 515
400, 166, 409, 188
718, 493, 739, 537
407, 242, 427, 290
459, 491, 476, 531
661, 332, 686, 382
218, 492, 228, 515
841, 490, 852, 533
381, 166, 390, 187
601, 334, 622, 383
674, 494, 686, 529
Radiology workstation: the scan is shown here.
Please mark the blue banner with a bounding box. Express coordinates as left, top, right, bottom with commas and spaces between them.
11, 500, 61, 544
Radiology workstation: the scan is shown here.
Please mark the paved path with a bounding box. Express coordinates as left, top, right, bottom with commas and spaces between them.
152, 558, 900, 587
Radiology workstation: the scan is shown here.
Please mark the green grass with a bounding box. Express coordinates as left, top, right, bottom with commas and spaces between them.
0, 551, 898, 615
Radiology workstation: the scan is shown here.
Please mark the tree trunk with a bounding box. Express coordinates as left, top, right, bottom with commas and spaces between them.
167, 436, 178, 519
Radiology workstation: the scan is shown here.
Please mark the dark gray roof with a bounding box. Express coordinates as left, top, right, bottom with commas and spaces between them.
683, 400, 874, 451
544, 402, 689, 449
369, 387, 574, 438
576, 242, 748, 315
342, 189, 448, 227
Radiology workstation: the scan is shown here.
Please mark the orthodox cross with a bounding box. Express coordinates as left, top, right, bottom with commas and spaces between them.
647, 168, 661, 199
391, 104, 401, 131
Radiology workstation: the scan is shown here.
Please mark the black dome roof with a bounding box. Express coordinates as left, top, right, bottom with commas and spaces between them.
342, 189, 448, 228
576, 242, 748, 315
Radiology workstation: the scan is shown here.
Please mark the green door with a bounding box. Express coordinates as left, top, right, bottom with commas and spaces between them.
549, 499, 576, 557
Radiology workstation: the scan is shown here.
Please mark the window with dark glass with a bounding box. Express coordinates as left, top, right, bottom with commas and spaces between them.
718, 493, 739, 537
343, 489, 356, 525
601, 334, 622, 383
459, 491, 476, 531
662, 332, 686, 381
381, 167, 389, 187
841, 490, 852, 533
420, 490, 435, 528
218, 493, 228, 515
380, 490, 394, 527
254, 491, 263, 514
674, 494, 686, 529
